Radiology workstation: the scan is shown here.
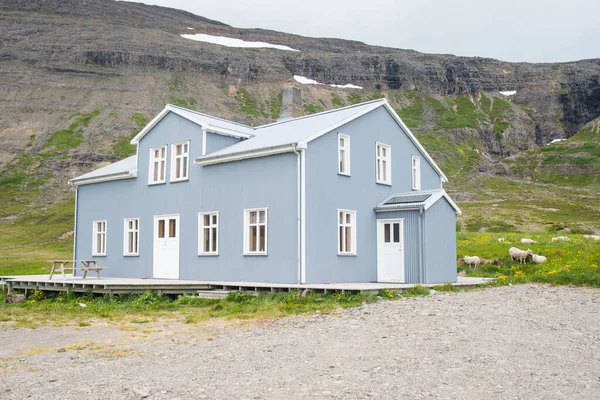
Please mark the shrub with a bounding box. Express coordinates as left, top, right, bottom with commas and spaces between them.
226, 291, 252, 303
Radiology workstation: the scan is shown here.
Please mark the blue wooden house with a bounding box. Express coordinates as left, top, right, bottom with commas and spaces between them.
69, 98, 461, 284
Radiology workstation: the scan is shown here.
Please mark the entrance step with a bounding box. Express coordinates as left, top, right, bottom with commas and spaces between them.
196, 290, 230, 299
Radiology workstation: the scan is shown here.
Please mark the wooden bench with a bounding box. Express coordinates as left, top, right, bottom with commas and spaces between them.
48, 260, 107, 280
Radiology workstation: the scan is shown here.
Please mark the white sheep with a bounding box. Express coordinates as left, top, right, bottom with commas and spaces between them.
497, 238, 505, 242
464, 256, 481, 268
551, 236, 570, 242
532, 254, 547, 264
583, 235, 600, 241
509, 247, 533, 263
520, 238, 536, 244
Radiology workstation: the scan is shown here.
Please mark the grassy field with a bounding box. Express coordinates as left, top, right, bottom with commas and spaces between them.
457, 232, 600, 286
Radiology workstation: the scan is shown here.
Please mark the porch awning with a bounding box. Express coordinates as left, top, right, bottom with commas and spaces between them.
374, 189, 462, 215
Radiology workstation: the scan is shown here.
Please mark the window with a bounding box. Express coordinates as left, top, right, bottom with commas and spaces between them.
171, 141, 190, 182
412, 155, 421, 190
244, 209, 267, 255
149, 145, 167, 184
198, 212, 219, 255
376, 142, 391, 185
337, 210, 357, 255
123, 218, 139, 256
338, 133, 350, 175
92, 220, 107, 256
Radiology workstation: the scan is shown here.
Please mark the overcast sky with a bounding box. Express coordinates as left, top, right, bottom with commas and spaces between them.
125, 0, 599, 63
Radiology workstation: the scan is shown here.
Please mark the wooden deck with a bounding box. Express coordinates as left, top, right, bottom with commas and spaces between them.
0, 275, 494, 296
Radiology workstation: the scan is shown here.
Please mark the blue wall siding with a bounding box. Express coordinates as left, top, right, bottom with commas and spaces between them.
424, 198, 457, 283
304, 106, 443, 283
375, 210, 421, 284
76, 112, 298, 283
206, 132, 241, 154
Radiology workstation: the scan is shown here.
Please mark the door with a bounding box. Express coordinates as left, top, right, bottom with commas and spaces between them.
153, 214, 180, 279
377, 219, 405, 282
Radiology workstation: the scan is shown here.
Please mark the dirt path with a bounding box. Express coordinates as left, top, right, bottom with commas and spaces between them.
1, 285, 599, 399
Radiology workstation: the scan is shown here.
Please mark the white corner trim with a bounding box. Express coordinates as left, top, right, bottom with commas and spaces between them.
202, 128, 207, 156
300, 148, 306, 283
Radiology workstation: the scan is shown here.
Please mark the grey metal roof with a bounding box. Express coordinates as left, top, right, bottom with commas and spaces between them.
385, 193, 432, 205
199, 99, 385, 160
69, 155, 136, 184
375, 190, 462, 215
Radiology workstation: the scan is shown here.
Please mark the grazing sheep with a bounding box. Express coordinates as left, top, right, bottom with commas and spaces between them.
552, 236, 570, 242
509, 247, 533, 263
583, 235, 600, 241
464, 256, 481, 268
498, 238, 505, 242
520, 238, 536, 244
532, 254, 547, 264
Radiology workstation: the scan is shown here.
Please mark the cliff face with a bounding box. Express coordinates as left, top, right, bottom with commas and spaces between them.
0, 0, 599, 224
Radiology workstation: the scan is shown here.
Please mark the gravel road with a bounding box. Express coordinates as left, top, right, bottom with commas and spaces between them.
1, 284, 599, 399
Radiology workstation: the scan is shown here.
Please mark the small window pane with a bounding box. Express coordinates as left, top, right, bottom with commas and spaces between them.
250, 211, 257, 224
382, 160, 387, 181
384, 224, 391, 243
153, 163, 158, 181
346, 213, 351, 224
212, 215, 217, 224
158, 220, 165, 238
382, 147, 386, 157
211, 228, 217, 252
176, 161, 181, 178
184, 143, 188, 153
203, 227, 210, 252
176, 144, 182, 156
259, 225, 266, 251
161, 147, 165, 157
154, 149, 159, 158
169, 219, 176, 238
160, 160, 165, 180
345, 226, 352, 252
339, 226, 344, 252
204, 215, 210, 226
339, 212, 343, 224
340, 137, 344, 146
259, 211, 266, 224
250, 226, 257, 251
183, 156, 188, 177
393, 223, 400, 243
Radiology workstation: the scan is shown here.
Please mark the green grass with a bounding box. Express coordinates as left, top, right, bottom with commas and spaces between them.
303, 103, 323, 115
111, 113, 148, 158
457, 232, 600, 287
331, 95, 345, 108
415, 133, 482, 178
0, 290, 381, 328
44, 110, 101, 151
170, 96, 197, 109
347, 91, 362, 105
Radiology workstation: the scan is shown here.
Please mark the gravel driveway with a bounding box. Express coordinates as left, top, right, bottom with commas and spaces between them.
1, 284, 599, 399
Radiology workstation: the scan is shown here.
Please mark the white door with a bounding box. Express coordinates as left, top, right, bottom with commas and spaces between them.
377, 219, 405, 282
153, 214, 180, 279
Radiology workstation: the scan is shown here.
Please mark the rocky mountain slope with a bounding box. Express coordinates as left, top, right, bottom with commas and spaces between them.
0, 0, 599, 245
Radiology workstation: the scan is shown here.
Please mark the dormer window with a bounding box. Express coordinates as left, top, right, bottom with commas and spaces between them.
149, 145, 167, 185
171, 141, 190, 182
338, 133, 350, 176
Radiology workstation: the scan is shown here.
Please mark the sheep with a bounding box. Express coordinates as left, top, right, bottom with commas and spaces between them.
551, 236, 570, 242
532, 254, 547, 264
583, 235, 600, 241
497, 238, 505, 242
463, 256, 481, 268
520, 238, 536, 244
509, 247, 533, 264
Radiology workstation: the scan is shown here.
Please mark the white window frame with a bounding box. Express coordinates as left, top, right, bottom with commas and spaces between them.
123, 218, 139, 256
337, 209, 357, 256
338, 133, 350, 176
198, 212, 219, 256
375, 142, 392, 185
92, 220, 107, 256
170, 141, 190, 182
243, 208, 268, 256
412, 155, 421, 190
148, 145, 167, 185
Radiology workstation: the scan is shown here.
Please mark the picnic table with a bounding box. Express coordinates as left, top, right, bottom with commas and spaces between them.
48, 260, 107, 280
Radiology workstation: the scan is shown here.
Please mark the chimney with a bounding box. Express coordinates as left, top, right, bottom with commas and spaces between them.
278, 87, 304, 121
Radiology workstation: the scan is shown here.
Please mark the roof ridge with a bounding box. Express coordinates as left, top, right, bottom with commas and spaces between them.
166, 104, 254, 129
254, 98, 387, 130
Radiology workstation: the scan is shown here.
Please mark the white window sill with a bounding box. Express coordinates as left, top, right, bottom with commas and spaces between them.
148, 181, 166, 186
338, 172, 351, 177
198, 253, 219, 257
376, 181, 392, 186
123, 254, 139, 257
412, 187, 421, 191
243, 253, 268, 256
92, 254, 107, 257
170, 177, 189, 183
337, 253, 357, 257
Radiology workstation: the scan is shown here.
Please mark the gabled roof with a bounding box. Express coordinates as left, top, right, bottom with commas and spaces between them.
69, 155, 137, 186
130, 104, 254, 145
195, 98, 448, 182
375, 190, 462, 215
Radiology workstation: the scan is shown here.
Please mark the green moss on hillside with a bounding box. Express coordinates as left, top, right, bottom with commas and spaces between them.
44, 110, 100, 151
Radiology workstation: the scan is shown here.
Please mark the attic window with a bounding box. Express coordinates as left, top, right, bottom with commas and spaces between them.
149, 145, 167, 185
171, 141, 190, 182
338, 133, 350, 176
412, 156, 421, 190
376, 142, 391, 185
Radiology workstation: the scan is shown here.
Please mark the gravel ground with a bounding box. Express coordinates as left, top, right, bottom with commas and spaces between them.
1, 284, 600, 399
